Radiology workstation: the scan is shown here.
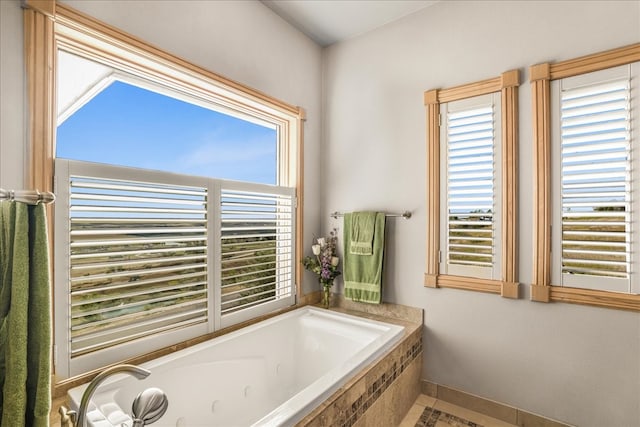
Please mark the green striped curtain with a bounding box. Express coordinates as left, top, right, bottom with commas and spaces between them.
0, 201, 51, 427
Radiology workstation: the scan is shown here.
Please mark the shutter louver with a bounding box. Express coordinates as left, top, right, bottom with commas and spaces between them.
220, 187, 294, 315
68, 176, 208, 357
446, 105, 495, 269
560, 78, 631, 280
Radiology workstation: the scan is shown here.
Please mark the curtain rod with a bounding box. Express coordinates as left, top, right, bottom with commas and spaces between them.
0, 188, 56, 205
330, 211, 412, 220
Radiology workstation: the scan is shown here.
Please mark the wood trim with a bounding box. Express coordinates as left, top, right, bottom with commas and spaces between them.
500, 69, 519, 88
530, 45, 640, 310
24, 0, 55, 17
24, 8, 55, 194
425, 97, 440, 286
433, 275, 502, 294
530, 62, 550, 82
501, 70, 519, 297
295, 108, 306, 298
424, 71, 520, 297
501, 282, 519, 299
550, 286, 640, 312
530, 284, 550, 303
436, 76, 503, 103
424, 273, 438, 288
530, 73, 551, 297
549, 43, 640, 80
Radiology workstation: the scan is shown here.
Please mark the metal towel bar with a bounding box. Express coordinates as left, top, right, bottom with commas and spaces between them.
330, 211, 412, 219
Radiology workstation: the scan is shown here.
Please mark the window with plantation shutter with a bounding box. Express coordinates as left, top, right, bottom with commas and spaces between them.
440, 93, 502, 280
55, 160, 296, 377
425, 70, 519, 296
551, 64, 638, 294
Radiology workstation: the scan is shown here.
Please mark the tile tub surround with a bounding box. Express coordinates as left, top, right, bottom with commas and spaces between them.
297, 306, 423, 427
421, 381, 573, 427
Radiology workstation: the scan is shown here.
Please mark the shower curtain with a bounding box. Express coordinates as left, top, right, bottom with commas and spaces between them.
0, 201, 51, 427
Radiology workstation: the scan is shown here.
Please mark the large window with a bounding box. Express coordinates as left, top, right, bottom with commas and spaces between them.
424, 70, 519, 297
24, 3, 303, 380
531, 43, 640, 311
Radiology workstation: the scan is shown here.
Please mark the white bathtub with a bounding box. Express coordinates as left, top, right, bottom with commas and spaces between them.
68, 306, 405, 427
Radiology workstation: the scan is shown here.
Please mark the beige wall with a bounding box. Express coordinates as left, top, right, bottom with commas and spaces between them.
322, 1, 640, 426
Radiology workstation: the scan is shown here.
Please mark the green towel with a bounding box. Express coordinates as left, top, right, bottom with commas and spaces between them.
349, 211, 377, 255
343, 212, 386, 304
0, 202, 52, 427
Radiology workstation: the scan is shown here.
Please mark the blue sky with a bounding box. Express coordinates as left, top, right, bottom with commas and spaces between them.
56, 80, 277, 185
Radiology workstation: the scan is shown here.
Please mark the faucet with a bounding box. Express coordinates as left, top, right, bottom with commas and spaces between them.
77, 364, 151, 427
59, 364, 151, 427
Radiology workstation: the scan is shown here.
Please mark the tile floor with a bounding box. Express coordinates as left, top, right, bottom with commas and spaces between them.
399, 394, 518, 427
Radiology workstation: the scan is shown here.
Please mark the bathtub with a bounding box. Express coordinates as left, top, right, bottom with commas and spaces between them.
68, 306, 405, 427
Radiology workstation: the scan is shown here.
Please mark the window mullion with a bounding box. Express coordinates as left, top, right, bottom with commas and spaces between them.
210, 179, 221, 331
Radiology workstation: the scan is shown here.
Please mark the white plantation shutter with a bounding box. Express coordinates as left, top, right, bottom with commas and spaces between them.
218, 184, 295, 327
553, 65, 637, 293
55, 160, 295, 376
67, 176, 209, 356
440, 93, 501, 279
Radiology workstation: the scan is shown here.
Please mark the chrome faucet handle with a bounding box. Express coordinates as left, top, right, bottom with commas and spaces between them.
131, 387, 169, 426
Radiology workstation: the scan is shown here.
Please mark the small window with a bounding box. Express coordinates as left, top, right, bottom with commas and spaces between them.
530, 43, 640, 311
424, 71, 519, 297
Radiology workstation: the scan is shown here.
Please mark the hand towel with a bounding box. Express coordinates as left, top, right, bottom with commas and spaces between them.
343, 212, 386, 304
349, 211, 377, 255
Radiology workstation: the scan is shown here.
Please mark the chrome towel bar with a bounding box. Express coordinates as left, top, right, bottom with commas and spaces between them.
330, 211, 412, 219
0, 188, 55, 205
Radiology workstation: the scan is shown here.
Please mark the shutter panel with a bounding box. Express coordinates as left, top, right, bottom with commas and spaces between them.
445, 104, 495, 274
220, 186, 294, 316
560, 77, 631, 282
67, 175, 209, 357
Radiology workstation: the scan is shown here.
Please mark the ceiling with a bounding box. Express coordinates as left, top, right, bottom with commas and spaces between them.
261, 0, 440, 47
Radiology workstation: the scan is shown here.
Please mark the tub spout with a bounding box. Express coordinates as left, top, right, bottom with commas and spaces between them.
77, 364, 151, 427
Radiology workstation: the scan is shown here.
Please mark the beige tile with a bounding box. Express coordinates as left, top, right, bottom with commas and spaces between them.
517, 410, 573, 427
399, 403, 428, 427
437, 384, 518, 424
416, 394, 437, 407
421, 380, 438, 397
434, 400, 518, 427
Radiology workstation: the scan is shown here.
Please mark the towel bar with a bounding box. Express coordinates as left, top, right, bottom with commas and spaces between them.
330, 211, 412, 219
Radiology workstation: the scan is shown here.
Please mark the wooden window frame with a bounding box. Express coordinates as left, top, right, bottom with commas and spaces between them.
530, 43, 640, 311
424, 70, 520, 297
23, 0, 307, 383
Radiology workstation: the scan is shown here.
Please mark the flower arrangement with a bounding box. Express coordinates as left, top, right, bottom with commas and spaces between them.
302, 229, 341, 307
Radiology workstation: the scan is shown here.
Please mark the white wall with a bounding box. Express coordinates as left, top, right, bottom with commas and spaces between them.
322, 1, 640, 426
0, 0, 323, 293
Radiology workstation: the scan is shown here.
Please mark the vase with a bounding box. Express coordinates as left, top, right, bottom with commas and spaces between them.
321, 283, 332, 309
